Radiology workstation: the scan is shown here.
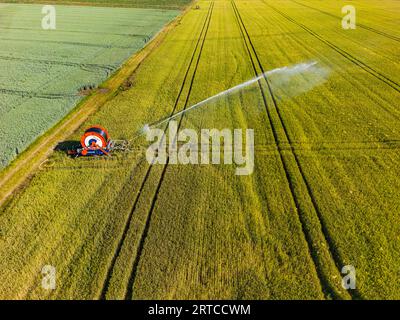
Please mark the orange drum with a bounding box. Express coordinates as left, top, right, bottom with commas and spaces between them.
80, 126, 110, 149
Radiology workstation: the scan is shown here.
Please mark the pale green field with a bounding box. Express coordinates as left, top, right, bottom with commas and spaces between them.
0, 0, 399, 299
0, 0, 192, 9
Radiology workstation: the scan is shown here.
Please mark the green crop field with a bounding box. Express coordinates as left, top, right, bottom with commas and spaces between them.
0, 0, 192, 9
0, 0, 399, 300
0, 3, 178, 168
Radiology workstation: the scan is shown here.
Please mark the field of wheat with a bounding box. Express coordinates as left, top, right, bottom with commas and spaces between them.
0, 0, 399, 299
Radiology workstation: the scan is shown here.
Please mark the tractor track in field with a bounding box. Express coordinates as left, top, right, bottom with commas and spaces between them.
0, 88, 77, 99
99, 2, 214, 300
0, 37, 142, 50
263, 2, 400, 96
232, 0, 358, 300
123, 2, 214, 300
0, 25, 148, 37
290, 0, 400, 43
0, 55, 115, 72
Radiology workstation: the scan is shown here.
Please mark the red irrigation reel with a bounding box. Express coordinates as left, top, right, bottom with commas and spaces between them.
67, 125, 113, 157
